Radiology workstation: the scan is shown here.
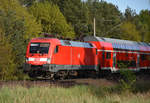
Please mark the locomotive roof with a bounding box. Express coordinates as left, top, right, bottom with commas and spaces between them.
30, 38, 94, 48
60, 40, 94, 48
31, 37, 57, 41
84, 36, 150, 51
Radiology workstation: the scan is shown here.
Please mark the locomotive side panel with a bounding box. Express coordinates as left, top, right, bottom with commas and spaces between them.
72, 47, 97, 66
51, 45, 71, 65
51, 45, 98, 71
84, 48, 98, 66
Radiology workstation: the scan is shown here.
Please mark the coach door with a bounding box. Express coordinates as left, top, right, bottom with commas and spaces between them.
137, 53, 140, 70
113, 52, 116, 68
102, 51, 113, 69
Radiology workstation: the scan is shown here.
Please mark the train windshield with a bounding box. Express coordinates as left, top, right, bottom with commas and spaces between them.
30, 43, 50, 54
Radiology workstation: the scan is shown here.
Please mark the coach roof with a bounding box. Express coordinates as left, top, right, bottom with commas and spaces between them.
84, 36, 150, 51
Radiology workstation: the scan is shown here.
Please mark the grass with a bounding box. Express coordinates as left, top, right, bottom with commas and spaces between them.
0, 85, 150, 103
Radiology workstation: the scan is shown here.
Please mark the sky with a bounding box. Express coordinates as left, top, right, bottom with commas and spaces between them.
103, 0, 150, 14
82, 0, 150, 14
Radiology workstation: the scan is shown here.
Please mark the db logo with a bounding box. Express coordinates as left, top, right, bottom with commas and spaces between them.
78, 54, 80, 58
35, 58, 40, 61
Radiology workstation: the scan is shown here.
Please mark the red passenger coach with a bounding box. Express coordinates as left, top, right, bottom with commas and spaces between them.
84, 36, 150, 72
24, 38, 98, 78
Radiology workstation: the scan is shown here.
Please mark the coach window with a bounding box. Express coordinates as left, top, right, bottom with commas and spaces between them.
106, 52, 111, 59
102, 52, 105, 59
54, 46, 59, 53
126, 53, 128, 57
140, 54, 146, 60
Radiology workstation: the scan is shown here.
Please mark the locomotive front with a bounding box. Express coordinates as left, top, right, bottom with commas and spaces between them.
23, 38, 60, 78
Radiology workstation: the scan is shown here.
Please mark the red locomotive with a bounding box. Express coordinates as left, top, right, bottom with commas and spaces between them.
24, 36, 150, 79
24, 37, 98, 79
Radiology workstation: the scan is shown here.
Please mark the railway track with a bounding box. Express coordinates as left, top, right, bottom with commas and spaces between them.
0, 78, 116, 88
0, 73, 149, 88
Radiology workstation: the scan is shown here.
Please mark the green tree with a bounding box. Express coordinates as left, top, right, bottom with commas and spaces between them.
0, 0, 42, 80
120, 21, 141, 41
29, 1, 75, 38
138, 10, 150, 42
122, 8, 150, 42
0, 0, 42, 40
0, 10, 26, 73
124, 7, 136, 21
86, 0, 123, 38
0, 33, 16, 80
119, 7, 147, 42
0, 0, 42, 67
51, 0, 90, 38
18, 0, 36, 6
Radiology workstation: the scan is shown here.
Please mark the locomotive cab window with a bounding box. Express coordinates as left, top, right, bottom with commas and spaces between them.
106, 52, 111, 59
54, 46, 59, 53
30, 43, 50, 54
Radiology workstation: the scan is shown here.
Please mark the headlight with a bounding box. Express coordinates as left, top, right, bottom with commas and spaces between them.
40, 58, 48, 61
47, 58, 51, 64
28, 57, 35, 61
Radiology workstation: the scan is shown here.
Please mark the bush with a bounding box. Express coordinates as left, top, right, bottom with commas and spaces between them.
118, 62, 136, 92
